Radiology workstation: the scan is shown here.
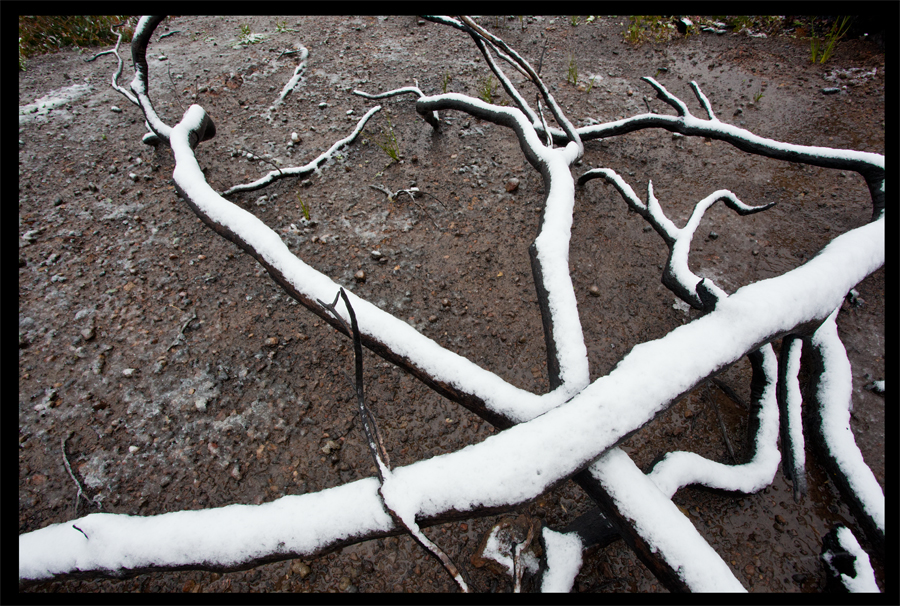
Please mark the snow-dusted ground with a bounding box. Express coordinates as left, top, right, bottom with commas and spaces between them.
19, 15, 885, 593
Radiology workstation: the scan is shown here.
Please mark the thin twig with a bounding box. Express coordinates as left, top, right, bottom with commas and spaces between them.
237, 147, 283, 177
323, 289, 468, 591
513, 521, 535, 593
711, 378, 749, 410
167, 312, 197, 351
369, 185, 439, 228
167, 63, 186, 113
61, 432, 87, 518
537, 39, 548, 77
706, 382, 737, 463
536, 97, 552, 148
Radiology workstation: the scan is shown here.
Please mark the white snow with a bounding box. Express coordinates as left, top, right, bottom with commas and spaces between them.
827, 526, 880, 592
19, 35, 886, 586
540, 528, 582, 592
784, 338, 806, 476
19, 84, 93, 124
591, 449, 745, 591
275, 45, 308, 103
649, 344, 780, 497
19, 478, 392, 581
579, 80, 884, 172
223, 104, 380, 196
478, 523, 539, 579
20, 207, 882, 581
811, 309, 885, 534
419, 92, 591, 396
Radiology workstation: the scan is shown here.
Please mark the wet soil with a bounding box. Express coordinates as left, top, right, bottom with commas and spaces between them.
18, 16, 885, 593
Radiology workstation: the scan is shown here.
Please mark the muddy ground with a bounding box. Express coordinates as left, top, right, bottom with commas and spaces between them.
18, 16, 885, 593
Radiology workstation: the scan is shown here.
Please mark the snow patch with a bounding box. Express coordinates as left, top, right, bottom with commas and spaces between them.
541, 529, 582, 592
19, 84, 93, 123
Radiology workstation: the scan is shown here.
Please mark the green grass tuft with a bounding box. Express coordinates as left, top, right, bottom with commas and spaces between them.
18, 15, 136, 70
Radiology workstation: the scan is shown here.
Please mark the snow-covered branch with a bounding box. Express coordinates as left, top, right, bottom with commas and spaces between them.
578, 168, 774, 310
807, 309, 885, 553
20, 210, 882, 581
220, 105, 381, 196
777, 336, 808, 501
20, 15, 885, 592
574, 78, 885, 218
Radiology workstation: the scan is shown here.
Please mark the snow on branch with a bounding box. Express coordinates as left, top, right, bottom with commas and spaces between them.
274, 44, 308, 104
220, 105, 382, 196
589, 449, 746, 592
575, 78, 885, 218
647, 345, 781, 498
21, 208, 881, 582
352, 86, 438, 128
777, 336, 808, 501
20, 15, 885, 592
579, 168, 775, 311
821, 526, 880, 593
807, 308, 885, 551
84, 22, 138, 107
127, 16, 176, 146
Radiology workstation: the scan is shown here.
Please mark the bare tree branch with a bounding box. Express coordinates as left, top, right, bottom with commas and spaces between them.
221, 105, 381, 196
19, 15, 884, 593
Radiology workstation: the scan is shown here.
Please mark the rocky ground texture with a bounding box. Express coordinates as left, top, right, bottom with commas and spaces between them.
19, 16, 884, 592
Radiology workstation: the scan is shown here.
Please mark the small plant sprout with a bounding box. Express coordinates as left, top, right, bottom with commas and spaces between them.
570, 16, 579, 27
237, 23, 264, 46
442, 71, 452, 94
810, 16, 852, 64
376, 113, 400, 162
477, 75, 496, 103
566, 54, 578, 86
753, 87, 764, 103
275, 20, 296, 34
585, 75, 596, 94
295, 192, 310, 221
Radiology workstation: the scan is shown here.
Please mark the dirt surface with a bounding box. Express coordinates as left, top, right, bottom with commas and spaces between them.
18, 16, 885, 593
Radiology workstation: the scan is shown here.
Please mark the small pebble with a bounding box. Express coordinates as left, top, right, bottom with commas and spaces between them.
354, 270, 366, 282
291, 561, 311, 578
291, 132, 300, 143
122, 368, 136, 377
505, 178, 520, 192
110, 105, 122, 113
588, 285, 601, 297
